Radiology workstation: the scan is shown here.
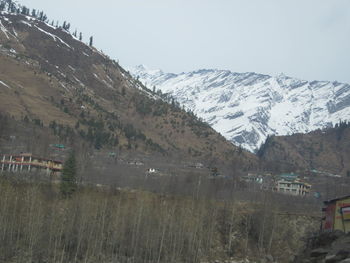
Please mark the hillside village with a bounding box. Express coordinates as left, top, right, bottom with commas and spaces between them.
1, 140, 346, 202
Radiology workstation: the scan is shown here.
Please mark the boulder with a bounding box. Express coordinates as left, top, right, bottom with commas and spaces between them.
310, 248, 329, 257
266, 255, 274, 262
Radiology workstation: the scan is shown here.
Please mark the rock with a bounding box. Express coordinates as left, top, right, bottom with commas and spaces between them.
337, 250, 350, 258
289, 255, 296, 262
325, 254, 338, 263
266, 255, 274, 262
339, 259, 350, 263
325, 250, 350, 263
332, 235, 350, 251
315, 231, 345, 248
310, 248, 329, 257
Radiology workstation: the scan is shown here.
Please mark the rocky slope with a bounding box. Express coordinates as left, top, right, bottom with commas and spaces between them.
293, 231, 350, 263
130, 65, 350, 153
0, 10, 258, 170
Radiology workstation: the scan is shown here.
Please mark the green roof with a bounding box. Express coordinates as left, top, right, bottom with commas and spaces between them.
52, 144, 65, 149
279, 173, 298, 178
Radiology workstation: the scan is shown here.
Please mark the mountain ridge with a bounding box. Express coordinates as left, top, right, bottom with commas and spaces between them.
129, 65, 350, 152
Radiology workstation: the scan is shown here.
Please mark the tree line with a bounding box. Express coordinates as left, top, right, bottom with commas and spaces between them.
0, 0, 94, 46
0, 174, 319, 263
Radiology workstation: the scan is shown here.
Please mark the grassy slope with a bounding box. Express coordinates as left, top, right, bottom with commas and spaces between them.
0, 13, 258, 170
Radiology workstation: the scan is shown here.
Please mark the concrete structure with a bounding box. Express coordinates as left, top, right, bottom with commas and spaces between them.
279, 173, 299, 181
241, 173, 277, 191
148, 168, 156, 173
0, 153, 63, 175
243, 173, 264, 184
322, 195, 350, 233
275, 179, 311, 196
195, 163, 204, 169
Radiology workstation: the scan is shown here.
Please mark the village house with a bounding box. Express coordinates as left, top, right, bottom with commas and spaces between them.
275, 173, 311, 196
1, 153, 63, 175
322, 195, 350, 233
276, 179, 311, 196
242, 173, 276, 191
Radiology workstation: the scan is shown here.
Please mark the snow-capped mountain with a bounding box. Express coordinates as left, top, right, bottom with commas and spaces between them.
129, 65, 350, 152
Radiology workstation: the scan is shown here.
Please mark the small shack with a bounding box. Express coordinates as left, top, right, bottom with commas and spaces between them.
322, 195, 350, 233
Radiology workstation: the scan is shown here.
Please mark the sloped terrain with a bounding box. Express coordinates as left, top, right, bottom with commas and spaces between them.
257, 123, 350, 175
293, 231, 350, 263
0, 11, 258, 171
130, 65, 350, 153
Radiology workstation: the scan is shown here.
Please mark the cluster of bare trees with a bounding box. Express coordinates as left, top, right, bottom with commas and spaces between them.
0, 176, 319, 263
0, 113, 8, 139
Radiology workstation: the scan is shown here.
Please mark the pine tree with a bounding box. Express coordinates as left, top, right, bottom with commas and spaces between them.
7, 1, 11, 12
39, 11, 43, 21
60, 152, 77, 198
31, 8, 36, 17
89, 36, 93, 47
79, 32, 82, 41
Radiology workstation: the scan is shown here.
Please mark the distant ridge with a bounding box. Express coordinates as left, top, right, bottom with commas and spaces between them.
130, 65, 350, 152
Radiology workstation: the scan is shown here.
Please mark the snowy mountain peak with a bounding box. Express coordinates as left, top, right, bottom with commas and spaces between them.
129, 65, 350, 152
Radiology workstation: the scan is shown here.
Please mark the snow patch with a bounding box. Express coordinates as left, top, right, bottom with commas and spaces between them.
72, 76, 85, 87
0, 19, 9, 39
0, 80, 11, 89
20, 20, 32, 27
34, 25, 73, 49
59, 82, 69, 91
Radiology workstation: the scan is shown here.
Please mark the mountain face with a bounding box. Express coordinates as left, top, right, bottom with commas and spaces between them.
0, 10, 259, 170
257, 123, 350, 175
130, 65, 350, 152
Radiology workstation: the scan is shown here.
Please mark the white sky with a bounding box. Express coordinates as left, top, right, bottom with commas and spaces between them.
19, 0, 350, 83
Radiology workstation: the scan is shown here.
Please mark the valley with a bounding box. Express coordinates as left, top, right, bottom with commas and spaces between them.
0, 1, 349, 262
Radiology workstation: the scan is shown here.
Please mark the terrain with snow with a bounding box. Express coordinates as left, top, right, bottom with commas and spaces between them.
130, 65, 350, 152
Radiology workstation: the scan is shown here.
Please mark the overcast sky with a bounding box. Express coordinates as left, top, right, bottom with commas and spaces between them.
19, 0, 350, 83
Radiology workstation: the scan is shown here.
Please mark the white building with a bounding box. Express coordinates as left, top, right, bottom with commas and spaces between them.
276, 179, 311, 196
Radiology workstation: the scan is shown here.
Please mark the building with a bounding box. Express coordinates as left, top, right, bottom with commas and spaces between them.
275, 178, 311, 196
1, 153, 63, 175
243, 173, 264, 184
195, 163, 204, 169
279, 173, 299, 181
322, 195, 350, 233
